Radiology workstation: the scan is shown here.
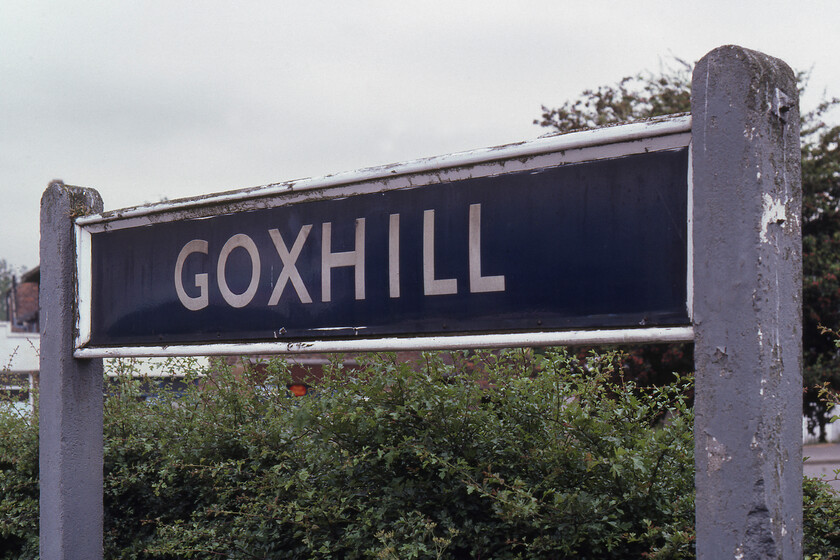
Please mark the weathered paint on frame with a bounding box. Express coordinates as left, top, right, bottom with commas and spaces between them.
76, 116, 691, 354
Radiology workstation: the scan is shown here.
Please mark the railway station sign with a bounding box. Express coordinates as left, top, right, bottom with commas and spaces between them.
74, 116, 692, 356
48, 46, 804, 560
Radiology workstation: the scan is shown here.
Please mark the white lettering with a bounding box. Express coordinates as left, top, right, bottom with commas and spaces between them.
217, 234, 261, 308
423, 209, 457, 295
389, 213, 400, 298
174, 239, 209, 311
268, 226, 313, 304
321, 218, 366, 302
469, 203, 505, 293
173, 205, 502, 311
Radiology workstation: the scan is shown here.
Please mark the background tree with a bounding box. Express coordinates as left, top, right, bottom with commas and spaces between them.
0, 260, 15, 320
534, 59, 692, 132
801, 94, 840, 440
536, 60, 840, 441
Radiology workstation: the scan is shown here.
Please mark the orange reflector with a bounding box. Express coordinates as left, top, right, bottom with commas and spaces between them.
288, 383, 308, 397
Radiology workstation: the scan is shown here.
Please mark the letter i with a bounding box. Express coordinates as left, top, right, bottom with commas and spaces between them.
389, 213, 400, 298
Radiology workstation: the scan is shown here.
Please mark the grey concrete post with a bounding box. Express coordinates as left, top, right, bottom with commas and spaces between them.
692, 46, 802, 557
40, 181, 104, 560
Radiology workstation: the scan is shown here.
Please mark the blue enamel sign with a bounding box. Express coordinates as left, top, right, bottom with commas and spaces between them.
81, 154, 688, 348
75, 118, 692, 354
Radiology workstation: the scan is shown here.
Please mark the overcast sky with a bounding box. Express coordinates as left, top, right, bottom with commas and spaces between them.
2, 0, 839, 272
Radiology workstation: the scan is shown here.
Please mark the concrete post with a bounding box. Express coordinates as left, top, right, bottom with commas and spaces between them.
40, 181, 104, 559
692, 46, 802, 557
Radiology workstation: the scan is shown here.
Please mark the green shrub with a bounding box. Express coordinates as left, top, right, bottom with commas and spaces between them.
804, 469, 840, 559
101, 349, 696, 559
0, 350, 838, 559
0, 399, 38, 559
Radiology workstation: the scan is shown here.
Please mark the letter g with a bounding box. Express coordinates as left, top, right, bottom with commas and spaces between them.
175, 239, 209, 310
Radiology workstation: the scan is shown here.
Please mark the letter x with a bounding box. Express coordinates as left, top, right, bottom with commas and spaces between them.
268, 226, 313, 304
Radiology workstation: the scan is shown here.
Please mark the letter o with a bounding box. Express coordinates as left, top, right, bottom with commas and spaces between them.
217, 234, 261, 308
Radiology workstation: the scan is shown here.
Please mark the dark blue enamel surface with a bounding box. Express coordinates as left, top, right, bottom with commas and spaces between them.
89, 148, 689, 346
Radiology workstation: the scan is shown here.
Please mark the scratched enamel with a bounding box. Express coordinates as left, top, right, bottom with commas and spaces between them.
87, 148, 689, 347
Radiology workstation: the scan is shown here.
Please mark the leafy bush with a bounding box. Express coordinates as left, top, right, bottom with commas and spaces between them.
102, 349, 696, 559
0, 397, 38, 558
1, 350, 838, 558
804, 476, 840, 559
